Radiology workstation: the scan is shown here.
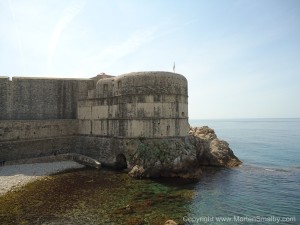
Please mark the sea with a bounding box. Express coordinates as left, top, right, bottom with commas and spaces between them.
1, 118, 299, 225
187, 118, 300, 225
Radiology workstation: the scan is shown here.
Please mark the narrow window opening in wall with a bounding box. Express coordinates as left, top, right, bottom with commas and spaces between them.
128, 96, 133, 103
103, 84, 108, 93
154, 95, 161, 102
182, 112, 185, 117
138, 95, 145, 103
90, 120, 93, 135
118, 81, 122, 89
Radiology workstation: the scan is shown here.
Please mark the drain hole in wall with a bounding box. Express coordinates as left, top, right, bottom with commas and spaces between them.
115, 154, 127, 170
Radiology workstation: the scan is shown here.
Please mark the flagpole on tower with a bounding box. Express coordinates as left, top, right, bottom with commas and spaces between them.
173, 62, 175, 73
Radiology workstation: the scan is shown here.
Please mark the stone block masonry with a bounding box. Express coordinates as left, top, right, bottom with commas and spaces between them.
0, 120, 78, 142
0, 77, 95, 120
78, 72, 190, 138
0, 77, 11, 120
0, 137, 77, 162
0, 72, 190, 170
0, 72, 241, 179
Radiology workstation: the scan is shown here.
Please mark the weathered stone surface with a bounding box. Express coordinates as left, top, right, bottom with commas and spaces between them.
78, 72, 189, 138
128, 165, 145, 179
189, 126, 242, 167
165, 220, 178, 225
0, 72, 241, 180
0, 120, 78, 142
67, 153, 101, 169
127, 126, 241, 179
126, 137, 202, 179
0, 77, 95, 120
0, 137, 76, 162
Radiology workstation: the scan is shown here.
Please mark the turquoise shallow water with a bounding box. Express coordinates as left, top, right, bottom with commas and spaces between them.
188, 118, 300, 224
1, 119, 299, 224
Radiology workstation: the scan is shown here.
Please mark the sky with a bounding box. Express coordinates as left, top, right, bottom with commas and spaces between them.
0, 0, 300, 119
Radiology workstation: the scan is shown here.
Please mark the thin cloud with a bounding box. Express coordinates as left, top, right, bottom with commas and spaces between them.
81, 19, 198, 71
82, 25, 160, 69
47, 0, 85, 68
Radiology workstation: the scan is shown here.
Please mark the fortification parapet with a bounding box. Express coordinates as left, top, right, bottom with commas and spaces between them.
95, 71, 187, 98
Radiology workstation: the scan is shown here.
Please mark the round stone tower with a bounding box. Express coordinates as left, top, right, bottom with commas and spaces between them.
79, 71, 189, 138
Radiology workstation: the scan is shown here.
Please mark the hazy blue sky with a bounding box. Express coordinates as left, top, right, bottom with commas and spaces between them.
1, 0, 299, 119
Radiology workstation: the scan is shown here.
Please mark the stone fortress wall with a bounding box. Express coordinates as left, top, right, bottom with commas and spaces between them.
0, 72, 190, 165
78, 72, 189, 138
0, 76, 95, 120
0, 76, 95, 161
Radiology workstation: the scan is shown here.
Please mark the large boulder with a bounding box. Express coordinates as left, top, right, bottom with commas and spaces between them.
189, 126, 242, 167
126, 138, 202, 180
127, 126, 241, 179
165, 220, 178, 225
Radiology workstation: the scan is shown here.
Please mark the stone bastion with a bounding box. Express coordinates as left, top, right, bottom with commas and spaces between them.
0, 71, 241, 179
78, 71, 189, 138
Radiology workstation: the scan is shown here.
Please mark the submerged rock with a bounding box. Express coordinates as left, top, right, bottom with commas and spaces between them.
128, 165, 145, 179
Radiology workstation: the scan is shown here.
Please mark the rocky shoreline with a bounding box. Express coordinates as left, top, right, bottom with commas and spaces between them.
189, 126, 242, 167
128, 126, 242, 179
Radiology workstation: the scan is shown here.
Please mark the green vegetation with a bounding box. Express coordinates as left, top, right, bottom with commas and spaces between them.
129, 140, 176, 166
0, 168, 196, 225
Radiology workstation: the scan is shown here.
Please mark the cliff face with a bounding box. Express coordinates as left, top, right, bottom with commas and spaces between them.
128, 126, 242, 179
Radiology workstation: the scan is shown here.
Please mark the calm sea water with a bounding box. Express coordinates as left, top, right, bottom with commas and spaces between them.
188, 118, 300, 224
1, 119, 299, 224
